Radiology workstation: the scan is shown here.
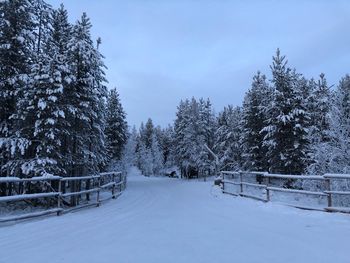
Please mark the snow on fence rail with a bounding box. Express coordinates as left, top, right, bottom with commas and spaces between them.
221, 171, 350, 214
0, 171, 126, 223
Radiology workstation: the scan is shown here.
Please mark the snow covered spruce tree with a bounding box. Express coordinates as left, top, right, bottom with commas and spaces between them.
15, 49, 65, 177
137, 118, 164, 176
308, 74, 331, 143
241, 72, 272, 172
65, 13, 108, 177
155, 125, 176, 167
0, 2, 128, 182
137, 141, 152, 176
309, 75, 350, 174
150, 133, 164, 175
262, 49, 310, 175
214, 105, 243, 171
105, 88, 128, 162
307, 74, 332, 174
173, 98, 215, 178
122, 126, 138, 167
173, 99, 190, 176
49, 4, 74, 175
292, 75, 312, 169
32, 0, 52, 54
137, 119, 153, 174
140, 118, 154, 149
197, 98, 216, 176
0, 0, 36, 177
12, 4, 73, 177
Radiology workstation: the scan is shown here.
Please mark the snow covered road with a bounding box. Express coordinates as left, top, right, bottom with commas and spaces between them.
1, 169, 350, 263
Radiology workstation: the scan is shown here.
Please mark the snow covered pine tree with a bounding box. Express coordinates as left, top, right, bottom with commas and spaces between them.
0, 0, 35, 177
241, 72, 272, 172
262, 49, 310, 176
105, 87, 128, 162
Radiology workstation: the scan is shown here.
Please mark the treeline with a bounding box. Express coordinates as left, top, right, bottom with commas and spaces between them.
129, 49, 350, 177
0, 1, 127, 178
124, 120, 173, 176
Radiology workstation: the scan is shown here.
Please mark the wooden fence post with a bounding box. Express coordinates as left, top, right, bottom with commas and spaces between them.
77, 179, 81, 205
62, 179, 66, 194
239, 172, 243, 195
57, 179, 62, 216
222, 172, 225, 193
112, 173, 116, 198
119, 173, 123, 192
86, 178, 91, 201
96, 176, 101, 207
325, 177, 332, 208
265, 174, 270, 202
70, 180, 76, 206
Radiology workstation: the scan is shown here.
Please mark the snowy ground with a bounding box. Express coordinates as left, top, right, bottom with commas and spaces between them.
1, 168, 349, 263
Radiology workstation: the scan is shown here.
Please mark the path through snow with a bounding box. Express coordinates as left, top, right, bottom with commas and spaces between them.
1, 168, 350, 263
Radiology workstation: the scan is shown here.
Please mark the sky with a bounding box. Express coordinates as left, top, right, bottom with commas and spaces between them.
48, 0, 350, 127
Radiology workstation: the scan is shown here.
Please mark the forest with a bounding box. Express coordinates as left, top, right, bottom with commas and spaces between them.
0, 1, 128, 181
131, 50, 350, 179
1, 2, 350, 262
2, 0, 350, 182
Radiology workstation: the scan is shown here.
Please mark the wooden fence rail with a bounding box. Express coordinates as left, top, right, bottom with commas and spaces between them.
221, 171, 350, 214
0, 171, 126, 223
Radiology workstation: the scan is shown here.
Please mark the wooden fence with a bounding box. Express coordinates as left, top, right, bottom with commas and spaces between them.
0, 171, 126, 223
221, 171, 350, 214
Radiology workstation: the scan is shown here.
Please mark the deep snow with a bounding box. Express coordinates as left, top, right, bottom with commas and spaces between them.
0, 167, 349, 263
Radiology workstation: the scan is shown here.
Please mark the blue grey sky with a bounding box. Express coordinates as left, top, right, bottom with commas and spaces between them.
49, 0, 350, 127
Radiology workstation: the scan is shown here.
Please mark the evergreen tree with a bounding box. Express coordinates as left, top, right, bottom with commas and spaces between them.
140, 118, 154, 149
307, 74, 332, 174
263, 49, 309, 175
173, 99, 190, 175
12, 3, 72, 177
138, 142, 153, 176
89, 36, 108, 171
308, 74, 331, 144
241, 72, 272, 171
31, 0, 52, 54
15, 51, 66, 177
0, 0, 35, 176
174, 98, 199, 177
50, 4, 73, 175
157, 125, 175, 167
291, 75, 312, 171
309, 75, 350, 174
122, 126, 138, 167
50, 4, 72, 54
197, 98, 216, 175
66, 13, 107, 176
136, 118, 164, 176
0, 2, 127, 180
173, 98, 215, 177
214, 106, 243, 171
150, 133, 164, 175
105, 88, 127, 161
